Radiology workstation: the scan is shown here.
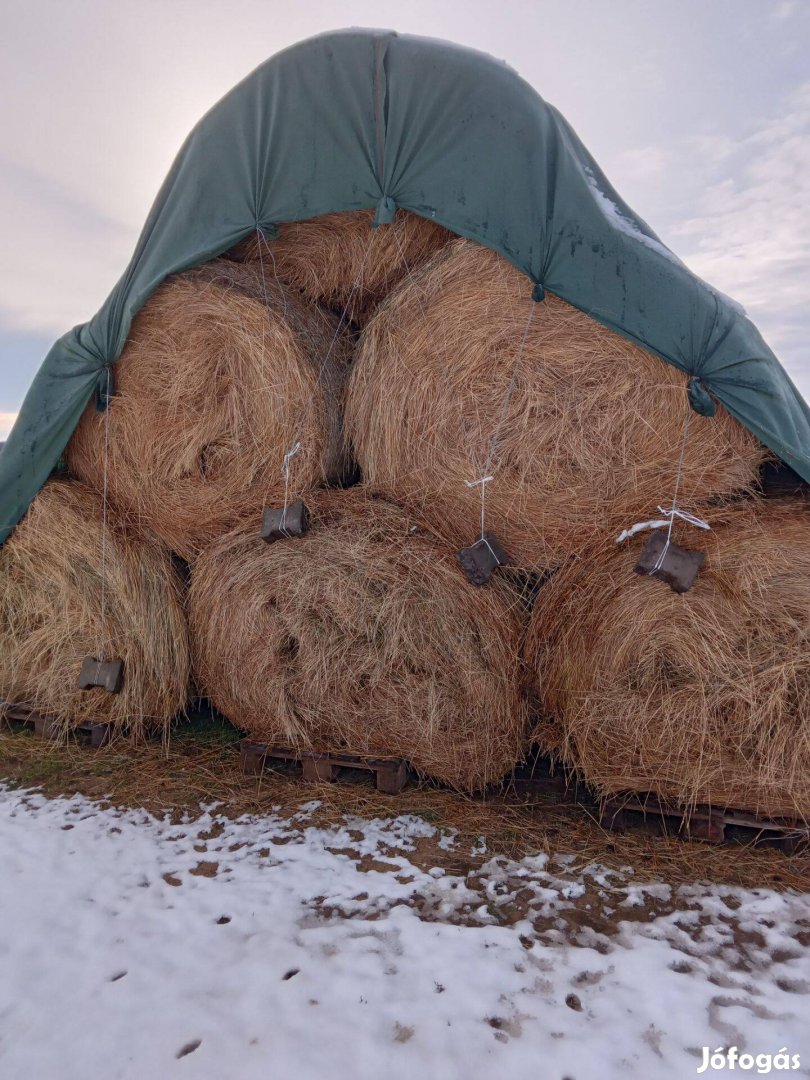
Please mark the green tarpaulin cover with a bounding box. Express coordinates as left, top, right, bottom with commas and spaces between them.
2, 27, 808, 545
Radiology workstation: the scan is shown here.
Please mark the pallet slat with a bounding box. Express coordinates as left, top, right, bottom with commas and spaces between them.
0, 702, 111, 748
240, 740, 408, 795
598, 791, 808, 853
4, 707, 805, 852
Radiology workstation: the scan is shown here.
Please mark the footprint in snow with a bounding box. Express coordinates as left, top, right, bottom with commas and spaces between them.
176, 1040, 201, 1059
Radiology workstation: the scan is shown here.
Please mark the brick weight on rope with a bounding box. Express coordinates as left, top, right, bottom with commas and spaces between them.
77, 656, 125, 694
259, 441, 309, 543
457, 532, 510, 586
634, 530, 705, 594
260, 500, 309, 544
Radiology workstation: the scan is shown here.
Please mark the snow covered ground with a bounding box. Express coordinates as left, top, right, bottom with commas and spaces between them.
1, 784, 809, 1080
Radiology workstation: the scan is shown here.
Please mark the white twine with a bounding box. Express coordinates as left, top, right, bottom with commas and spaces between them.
394, 223, 502, 548
615, 506, 711, 545
483, 303, 536, 482
281, 441, 301, 517
254, 225, 288, 318
464, 475, 493, 541
254, 220, 378, 515
391, 225, 430, 320
397, 223, 536, 561
98, 366, 112, 662
463, 302, 536, 538
616, 406, 704, 574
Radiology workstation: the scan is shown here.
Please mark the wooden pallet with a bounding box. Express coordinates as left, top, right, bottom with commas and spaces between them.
599, 791, 809, 854
0, 702, 111, 748
505, 754, 591, 804
240, 740, 408, 795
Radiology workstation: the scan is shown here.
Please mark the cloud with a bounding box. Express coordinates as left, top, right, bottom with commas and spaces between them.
614, 83, 810, 404
772, 0, 798, 19
616, 146, 672, 185
0, 156, 138, 337
669, 82, 810, 398
0, 324, 57, 411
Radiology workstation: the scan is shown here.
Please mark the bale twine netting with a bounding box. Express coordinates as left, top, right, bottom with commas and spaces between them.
227, 209, 453, 325
188, 489, 529, 791
347, 238, 768, 572
0, 479, 190, 739
67, 259, 352, 562
524, 500, 810, 820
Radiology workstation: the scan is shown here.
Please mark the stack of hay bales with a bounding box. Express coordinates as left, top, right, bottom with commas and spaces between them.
343, 233, 809, 817
15, 209, 475, 758
0, 480, 189, 739
10, 203, 808, 816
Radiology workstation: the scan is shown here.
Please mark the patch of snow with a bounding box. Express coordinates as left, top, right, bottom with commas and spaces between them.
582, 165, 749, 318
583, 164, 687, 269
0, 785, 808, 1080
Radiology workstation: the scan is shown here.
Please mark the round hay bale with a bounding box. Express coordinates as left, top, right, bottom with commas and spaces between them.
67, 259, 352, 561
188, 489, 528, 791
0, 479, 189, 738
347, 239, 767, 571
524, 500, 810, 819
228, 209, 453, 325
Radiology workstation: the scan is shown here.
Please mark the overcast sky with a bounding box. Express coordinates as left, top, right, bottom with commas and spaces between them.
1, 0, 808, 437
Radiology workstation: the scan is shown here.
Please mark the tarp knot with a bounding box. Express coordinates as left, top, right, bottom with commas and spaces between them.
532, 282, 546, 302
688, 376, 716, 417
373, 196, 397, 226
256, 222, 280, 241
94, 365, 116, 413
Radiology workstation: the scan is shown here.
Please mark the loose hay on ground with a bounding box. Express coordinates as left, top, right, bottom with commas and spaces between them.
67, 259, 352, 561
227, 209, 453, 325
347, 239, 767, 571
1, 723, 807, 891
0, 480, 189, 739
524, 500, 810, 820
188, 489, 529, 792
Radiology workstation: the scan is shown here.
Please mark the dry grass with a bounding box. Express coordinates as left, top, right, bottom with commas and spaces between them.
67, 259, 352, 561
227, 209, 453, 325
347, 239, 767, 571
188, 489, 529, 792
526, 499, 810, 820
0, 480, 189, 738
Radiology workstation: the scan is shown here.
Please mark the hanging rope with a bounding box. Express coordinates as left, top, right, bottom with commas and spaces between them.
253, 225, 288, 319
392, 222, 538, 550
464, 474, 493, 541
651, 406, 692, 573
465, 300, 537, 540
390, 225, 429, 319
281, 441, 301, 518
98, 365, 112, 663
615, 402, 710, 570
253, 220, 378, 510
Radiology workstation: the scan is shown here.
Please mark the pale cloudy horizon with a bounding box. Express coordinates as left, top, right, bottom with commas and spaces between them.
1, 0, 808, 439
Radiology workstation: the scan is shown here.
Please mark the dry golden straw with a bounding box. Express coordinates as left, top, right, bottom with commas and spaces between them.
347, 239, 767, 571
0, 479, 189, 739
67, 259, 352, 561
228, 209, 452, 324
189, 489, 529, 792
525, 500, 810, 820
